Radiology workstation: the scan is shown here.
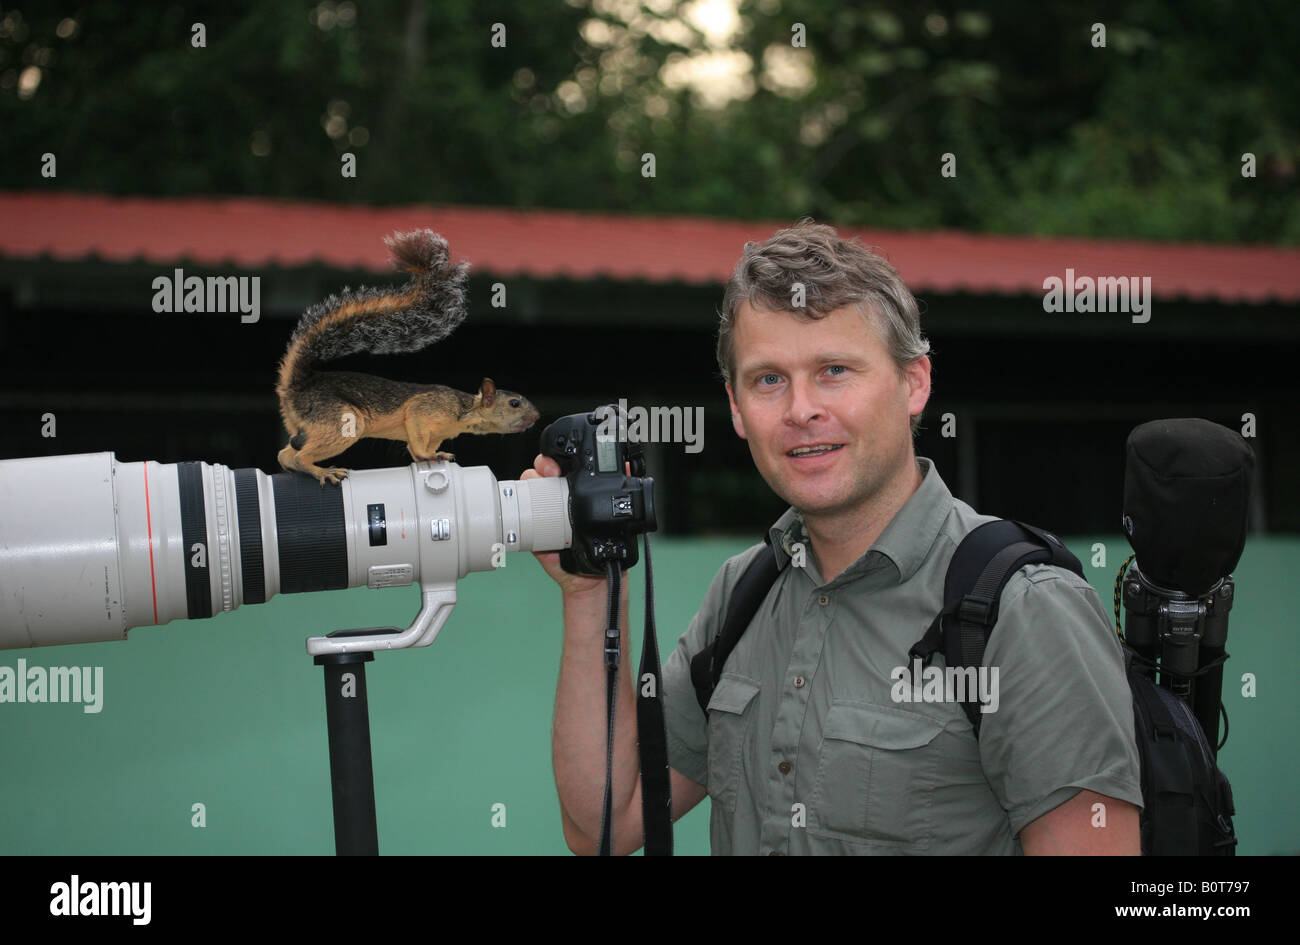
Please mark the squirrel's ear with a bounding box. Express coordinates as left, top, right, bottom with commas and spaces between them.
479, 377, 496, 406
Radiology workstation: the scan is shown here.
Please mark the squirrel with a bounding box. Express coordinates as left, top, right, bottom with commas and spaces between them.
275, 229, 540, 486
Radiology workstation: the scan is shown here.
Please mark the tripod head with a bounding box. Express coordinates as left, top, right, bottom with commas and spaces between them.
1118, 418, 1254, 753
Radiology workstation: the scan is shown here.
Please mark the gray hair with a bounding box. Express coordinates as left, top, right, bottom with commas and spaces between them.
716, 219, 932, 436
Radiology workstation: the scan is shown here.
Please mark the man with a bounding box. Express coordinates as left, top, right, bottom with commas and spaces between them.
527, 221, 1142, 855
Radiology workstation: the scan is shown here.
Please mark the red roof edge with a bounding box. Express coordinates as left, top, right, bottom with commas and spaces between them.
3, 190, 1299, 304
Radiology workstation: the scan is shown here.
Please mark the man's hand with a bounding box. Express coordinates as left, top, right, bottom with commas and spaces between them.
520, 453, 635, 598
519, 453, 609, 598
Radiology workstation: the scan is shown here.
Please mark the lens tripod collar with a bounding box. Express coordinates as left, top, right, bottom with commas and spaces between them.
306, 583, 458, 655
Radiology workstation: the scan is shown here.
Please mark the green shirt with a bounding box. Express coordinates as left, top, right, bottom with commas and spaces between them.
661, 457, 1144, 855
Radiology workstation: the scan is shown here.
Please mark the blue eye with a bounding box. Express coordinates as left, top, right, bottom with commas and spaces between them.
759, 373, 781, 386
826, 365, 846, 376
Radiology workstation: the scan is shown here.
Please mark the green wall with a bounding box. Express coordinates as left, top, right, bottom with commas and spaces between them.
1, 535, 1295, 855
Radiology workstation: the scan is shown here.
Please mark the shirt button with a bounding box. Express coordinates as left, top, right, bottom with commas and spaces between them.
793, 675, 806, 688
818, 595, 829, 606
778, 761, 792, 774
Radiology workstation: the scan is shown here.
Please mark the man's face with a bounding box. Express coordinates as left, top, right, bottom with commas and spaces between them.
725, 302, 931, 522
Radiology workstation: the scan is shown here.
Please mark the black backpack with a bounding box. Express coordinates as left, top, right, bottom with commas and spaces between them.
688, 518, 1236, 855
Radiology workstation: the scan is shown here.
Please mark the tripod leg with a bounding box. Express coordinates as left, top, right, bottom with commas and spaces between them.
316, 652, 379, 855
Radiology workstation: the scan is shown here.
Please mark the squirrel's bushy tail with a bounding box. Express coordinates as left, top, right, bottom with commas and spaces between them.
277, 229, 470, 396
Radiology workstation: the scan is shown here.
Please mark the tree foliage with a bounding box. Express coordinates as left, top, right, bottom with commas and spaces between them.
2, 0, 1296, 242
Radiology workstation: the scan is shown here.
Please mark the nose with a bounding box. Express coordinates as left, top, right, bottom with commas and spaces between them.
786, 375, 825, 426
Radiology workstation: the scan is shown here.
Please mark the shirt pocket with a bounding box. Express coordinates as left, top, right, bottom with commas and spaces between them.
705, 674, 760, 814
811, 701, 944, 847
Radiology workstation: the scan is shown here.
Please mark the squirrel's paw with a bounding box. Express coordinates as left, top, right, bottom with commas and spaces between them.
316, 467, 351, 486
431, 451, 457, 464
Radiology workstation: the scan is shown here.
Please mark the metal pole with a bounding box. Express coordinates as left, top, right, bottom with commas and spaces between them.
315, 651, 379, 855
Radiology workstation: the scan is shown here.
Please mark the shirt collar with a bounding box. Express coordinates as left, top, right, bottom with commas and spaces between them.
767, 456, 954, 584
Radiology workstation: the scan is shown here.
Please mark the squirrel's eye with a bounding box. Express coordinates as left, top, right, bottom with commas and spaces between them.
510, 399, 520, 408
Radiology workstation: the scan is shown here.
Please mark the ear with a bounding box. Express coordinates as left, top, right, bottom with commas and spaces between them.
902, 356, 931, 421
479, 377, 496, 407
725, 382, 748, 440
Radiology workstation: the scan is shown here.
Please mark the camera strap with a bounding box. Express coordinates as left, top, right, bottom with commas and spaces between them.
597, 535, 673, 856
598, 563, 621, 857
636, 534, 672, 855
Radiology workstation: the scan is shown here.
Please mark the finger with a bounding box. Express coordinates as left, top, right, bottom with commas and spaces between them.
534, 454, 562, 477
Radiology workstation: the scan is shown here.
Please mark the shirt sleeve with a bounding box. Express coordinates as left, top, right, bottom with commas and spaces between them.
976, 564, 1145, 837
659, 543, 767, 788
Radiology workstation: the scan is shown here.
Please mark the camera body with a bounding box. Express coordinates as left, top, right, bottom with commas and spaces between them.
539, 405, 657, 575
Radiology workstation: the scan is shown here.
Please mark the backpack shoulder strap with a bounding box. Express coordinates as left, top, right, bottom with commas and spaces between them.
691, 536, 785, 714
907, 519, 1084, 737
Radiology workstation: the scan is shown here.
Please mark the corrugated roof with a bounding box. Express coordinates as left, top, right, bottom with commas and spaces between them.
3, 190, 1298, 303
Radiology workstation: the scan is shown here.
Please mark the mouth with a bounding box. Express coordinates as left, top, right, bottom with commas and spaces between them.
786, 443, 845, 458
